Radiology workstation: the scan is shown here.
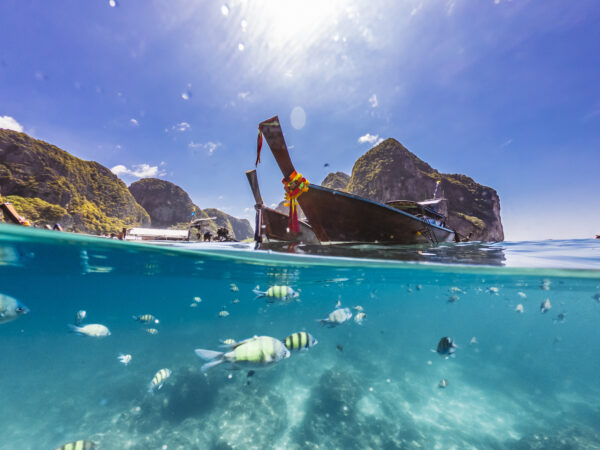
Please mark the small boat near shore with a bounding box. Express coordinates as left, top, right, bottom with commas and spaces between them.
258, 116, 456, 245
245, 169, 319, 244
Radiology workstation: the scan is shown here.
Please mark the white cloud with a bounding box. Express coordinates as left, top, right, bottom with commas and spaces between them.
0, 115, 23, 132
111, 163, 165, 179
189, 140, 222, 155
238, 92, 250, 100
368, 94, 378, 108
358, 133, 384, 145
172, 121, 190, 132
130, 118, 139, 126
499, 138, 513, 148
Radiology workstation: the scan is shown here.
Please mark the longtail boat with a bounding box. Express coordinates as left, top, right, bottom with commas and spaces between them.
245, 169, 319, 244
257, 116, 456, 244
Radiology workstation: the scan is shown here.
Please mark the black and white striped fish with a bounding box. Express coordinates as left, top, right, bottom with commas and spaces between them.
283, 331, 318, 352
148, 368, 171, 392
54, 440, 97, 450
133, 314, 159, 324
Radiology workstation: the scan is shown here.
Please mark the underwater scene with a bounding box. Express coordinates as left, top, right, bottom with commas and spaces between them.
1, 225, 600, 449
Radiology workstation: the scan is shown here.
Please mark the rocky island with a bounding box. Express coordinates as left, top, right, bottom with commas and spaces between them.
0, 129, 253, 240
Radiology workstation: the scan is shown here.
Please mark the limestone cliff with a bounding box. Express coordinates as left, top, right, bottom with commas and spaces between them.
0, 129, 150, 233
321, 172, 350, 191
129, 178, 253, 240
346, 138, 503, 241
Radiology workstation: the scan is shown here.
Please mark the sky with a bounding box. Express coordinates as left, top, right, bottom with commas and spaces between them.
1, 0, 599, 241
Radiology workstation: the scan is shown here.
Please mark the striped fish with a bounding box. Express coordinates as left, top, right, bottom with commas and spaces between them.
436, 337, 457, 357
145, 328, 159, 335
133, 314, 159, 324
253, 285, 299, 303
195, 335, 290, 371
148, 368, 171, 392
318, 308, 352, 327
283, 331, 318, 351
54, 440, 97, 450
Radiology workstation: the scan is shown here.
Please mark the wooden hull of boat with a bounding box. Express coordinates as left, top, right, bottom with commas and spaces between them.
297, 184, 454, 244
260, 206, 319, 244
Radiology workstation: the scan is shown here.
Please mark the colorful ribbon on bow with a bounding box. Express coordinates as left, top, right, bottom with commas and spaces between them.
283, 171, 309, 233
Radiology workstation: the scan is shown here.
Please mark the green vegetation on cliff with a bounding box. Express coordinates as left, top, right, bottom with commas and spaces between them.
0, 129, 150, 234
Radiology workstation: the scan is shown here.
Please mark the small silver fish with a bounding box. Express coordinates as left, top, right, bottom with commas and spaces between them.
353, 305, 364, 311
449, 287, 464, 294
469, 336, 478, 345
487, 287, 499, 294
515, 304, 524, 313
553, 312, 566, 324
517, 292, 527, 299
118, 354, 132, 365
540, 298, 552, 313
0, 294, 29, 325
318, 308, 352, 327
69, 323, 111, 338
438, 379, 448, 389
148, 368, 171, 392
221, 338, 237, 346
448, 295, 459, 303
230, 283, 239, 292
540, 279, 551, 290
218, 310, 230, 318
145, 328, 159, 335
193, 296, 202, 303
354, 312, 367, 325
75, 310, 87, 325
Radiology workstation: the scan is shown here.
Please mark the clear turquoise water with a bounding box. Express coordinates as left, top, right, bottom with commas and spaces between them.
1, 224, 600, 449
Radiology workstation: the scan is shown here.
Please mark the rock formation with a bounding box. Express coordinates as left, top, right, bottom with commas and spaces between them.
129, 178, 253, 240
345, 138, 503, 241
321, 171, 350, 191
0, 129, 150, 233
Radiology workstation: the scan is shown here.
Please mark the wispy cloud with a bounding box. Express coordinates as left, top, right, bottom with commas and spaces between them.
368, 94, 378, 108
130, 118, 139, 126
189, 140, 222, 155
238, 92, 250, 100
171, 121, 191, 132
0, 115, 23, 132
499, 138, 513, 148
358, 133, 383, 145
111, 163, 165, 179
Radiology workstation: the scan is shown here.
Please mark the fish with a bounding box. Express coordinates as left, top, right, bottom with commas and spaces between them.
540, 298, 552, 313
318, 308, 352, 327
218, 310, 230, 318
54, 440, 97, 450
118, 354, 132, 365
416, 284, 423, 291
195, 335, 290, 371
230, 283, 239, 292
436, 337, 457, 357
283, 331, 318, 351
438, 379, 448, 389
469, 336, 478, 345
553, 312, 566, 324
335, 299, 342, 308
233, 299, 240, 304
145, 328, 159, 335
74, 310, 87, 325
540, 279, 551, 290
0, 294, 29, 325
593, 293, 600, 303
189, 303, 198, 308
133, 314, 159, 324
449, 287, 464, 294
517, 291, 527, 299
68, 323, 110, 338
515, 304, 524, 313
247, 370, 255, 377
148, 368, 172, 392
487, 287, 499, 294
336, 344, 343, 352
354, 312, 367, 324
193, 296, 202, 303
448, 295, 459, 303
221, 338, 237, 346
353, 305, 364, 311
253, 285, 299, 302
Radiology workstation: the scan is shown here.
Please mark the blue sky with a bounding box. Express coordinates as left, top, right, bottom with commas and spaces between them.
1, 0, 599, 240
